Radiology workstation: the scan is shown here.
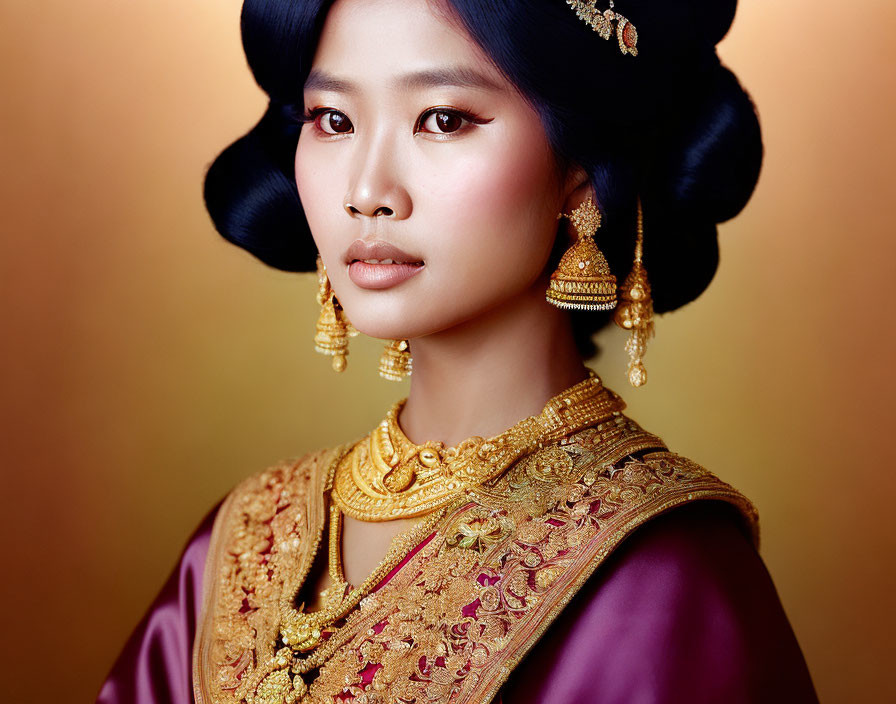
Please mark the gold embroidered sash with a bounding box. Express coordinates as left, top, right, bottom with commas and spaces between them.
193, 415, 758, 703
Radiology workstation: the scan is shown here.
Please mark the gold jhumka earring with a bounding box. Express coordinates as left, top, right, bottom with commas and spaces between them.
313, 256, 412, 379
547, 195, 654, 387
613, 196, 654, 386
378, 339, 412, 381
549, 2, 652, 387
314, 255, 358, 372
547, 196, 617, 311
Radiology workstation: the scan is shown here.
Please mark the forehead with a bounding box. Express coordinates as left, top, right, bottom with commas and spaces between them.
305, 0, 509, 95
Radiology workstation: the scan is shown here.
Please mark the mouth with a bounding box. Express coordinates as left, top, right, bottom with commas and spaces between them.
343, 240, 425, 289
344, 239, 424, 267
351, 258, 425, 266
346, 258, 425, 290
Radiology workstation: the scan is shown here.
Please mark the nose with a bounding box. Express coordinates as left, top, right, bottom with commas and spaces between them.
344, 202, 394, 217
343, 130, 412, 220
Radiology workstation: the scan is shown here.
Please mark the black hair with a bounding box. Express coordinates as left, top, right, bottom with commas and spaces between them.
204, 0, 762, 358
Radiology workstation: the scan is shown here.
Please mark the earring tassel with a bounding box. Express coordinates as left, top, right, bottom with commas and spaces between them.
613, 197, 653, 386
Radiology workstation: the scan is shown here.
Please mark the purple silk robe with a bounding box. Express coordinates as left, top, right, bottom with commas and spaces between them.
97, 500, 817, 703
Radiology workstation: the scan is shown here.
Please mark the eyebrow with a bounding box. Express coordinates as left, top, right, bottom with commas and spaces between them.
303, 66, 504, 95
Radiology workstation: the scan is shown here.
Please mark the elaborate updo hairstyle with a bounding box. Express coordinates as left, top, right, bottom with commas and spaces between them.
204, 0, 762, 358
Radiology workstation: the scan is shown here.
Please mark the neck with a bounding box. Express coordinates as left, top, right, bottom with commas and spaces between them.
399, 276, 590, 447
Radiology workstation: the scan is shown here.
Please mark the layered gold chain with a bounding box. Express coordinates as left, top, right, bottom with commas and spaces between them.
331, 370, 625, 521
278, 501, 449, 662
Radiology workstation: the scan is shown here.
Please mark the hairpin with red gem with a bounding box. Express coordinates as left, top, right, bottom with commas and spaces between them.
565, 0, 639, 56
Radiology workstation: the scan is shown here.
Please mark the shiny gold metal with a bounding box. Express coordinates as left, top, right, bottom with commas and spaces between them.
613, 196, 654, 387
331, 370, 628, 521
565, 0, 638, 56
547, 196, 617, 311
378, 339, 412, 381
313, 255, 357, 372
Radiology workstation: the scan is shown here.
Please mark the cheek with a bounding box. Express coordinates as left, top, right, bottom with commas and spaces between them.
295, 134, 342, 263
291, 119, 562, 338
422, 129, 560, 284
295, 138, 316, 229
294, 135, 323, 229
441, 135, 555, 222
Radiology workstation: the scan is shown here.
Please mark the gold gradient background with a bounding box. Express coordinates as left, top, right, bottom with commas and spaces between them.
1, 1, 894, 701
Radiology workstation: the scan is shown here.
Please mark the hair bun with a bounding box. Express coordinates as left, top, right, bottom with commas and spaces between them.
644, 59, 763, 224
697, 1, 738, 45
632, 59, 762, 314
624, 0, 735, 62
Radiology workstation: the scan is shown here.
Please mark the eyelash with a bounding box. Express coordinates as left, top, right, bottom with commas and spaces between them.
297, 105, 486, 137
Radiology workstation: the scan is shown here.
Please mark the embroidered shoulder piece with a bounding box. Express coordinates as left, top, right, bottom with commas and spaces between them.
194, 418, 758, 704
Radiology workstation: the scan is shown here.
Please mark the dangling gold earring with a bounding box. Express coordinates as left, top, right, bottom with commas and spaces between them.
613, 196, 654, 387
546, 196, 617, 310
314, 255, 357, 372
378, 339, 412, 381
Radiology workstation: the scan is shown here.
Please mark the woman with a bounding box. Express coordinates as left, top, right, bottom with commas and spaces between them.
98, 0, 818, 701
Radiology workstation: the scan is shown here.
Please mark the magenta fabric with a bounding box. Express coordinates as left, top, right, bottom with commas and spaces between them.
498, 501, 818, 703
97, 501, 817, 703
97, 505, 218, 704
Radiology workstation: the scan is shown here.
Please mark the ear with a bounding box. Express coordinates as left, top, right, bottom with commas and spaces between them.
562, 164, 596, 206
559, 165, 597, 237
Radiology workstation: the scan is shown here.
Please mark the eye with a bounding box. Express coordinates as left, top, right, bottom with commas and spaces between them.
300, 106, 490, 137
418, 108, 474, 135
302, 108, 353, 135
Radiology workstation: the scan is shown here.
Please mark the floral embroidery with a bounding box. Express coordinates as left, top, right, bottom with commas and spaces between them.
446, 507, 511, 553
195, 421, 758, 704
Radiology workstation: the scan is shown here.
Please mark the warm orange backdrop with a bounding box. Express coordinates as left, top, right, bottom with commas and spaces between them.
2, 1, 894, 701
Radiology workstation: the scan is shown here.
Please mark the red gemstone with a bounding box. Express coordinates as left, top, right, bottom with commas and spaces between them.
623, 22, 637, 48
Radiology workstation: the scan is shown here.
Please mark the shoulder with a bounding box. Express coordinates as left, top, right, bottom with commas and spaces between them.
562, 437, 762, 550
501, 500, 818, 703
556, 418, 760, 543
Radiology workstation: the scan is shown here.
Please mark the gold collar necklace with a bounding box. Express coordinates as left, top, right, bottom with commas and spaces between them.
330, 369, 625, 521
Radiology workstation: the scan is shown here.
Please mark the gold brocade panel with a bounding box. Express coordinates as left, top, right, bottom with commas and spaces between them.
193, 418, 758, 704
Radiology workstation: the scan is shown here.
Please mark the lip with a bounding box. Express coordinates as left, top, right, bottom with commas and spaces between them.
347, 261, 424, 289
344, 239, 425, 290
345, 240, 423, 265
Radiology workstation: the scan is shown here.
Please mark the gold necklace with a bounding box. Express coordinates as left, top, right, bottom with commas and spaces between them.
331, 369, 625, 521
279, 370, 623, 666
279, 500, 449, 659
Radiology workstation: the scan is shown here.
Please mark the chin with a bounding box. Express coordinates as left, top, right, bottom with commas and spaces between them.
343, 312, 422, 342
342, 307, 452, 342
340, 285, 520, 342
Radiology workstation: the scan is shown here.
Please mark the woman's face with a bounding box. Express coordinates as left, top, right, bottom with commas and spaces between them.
295, 0, 578, 340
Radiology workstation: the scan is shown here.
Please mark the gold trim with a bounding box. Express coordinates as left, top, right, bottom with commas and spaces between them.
192, 485, 240, 704
195, 403, 759, 702
192, 446, 351, 704
473, 475, 758, 702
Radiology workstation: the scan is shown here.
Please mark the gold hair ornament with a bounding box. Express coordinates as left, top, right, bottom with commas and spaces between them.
566, 0, 638, 56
